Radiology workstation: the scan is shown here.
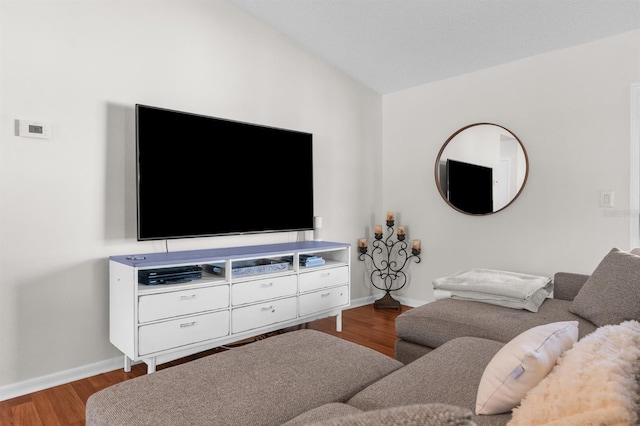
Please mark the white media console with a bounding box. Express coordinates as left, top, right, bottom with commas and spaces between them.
109, 241, 351, 373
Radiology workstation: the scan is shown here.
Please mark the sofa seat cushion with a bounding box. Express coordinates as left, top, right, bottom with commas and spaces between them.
86, 329, 403, 426
396, 298, 595, 350
348, 336, 511, 426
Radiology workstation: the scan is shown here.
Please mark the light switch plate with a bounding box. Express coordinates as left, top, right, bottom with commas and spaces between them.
600, 190, 614, 208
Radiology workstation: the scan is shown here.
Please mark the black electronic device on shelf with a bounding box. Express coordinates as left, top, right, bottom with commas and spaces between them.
138, 265, 203, 285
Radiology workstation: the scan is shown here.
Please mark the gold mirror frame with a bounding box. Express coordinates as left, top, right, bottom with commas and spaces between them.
435, 123, 529, 215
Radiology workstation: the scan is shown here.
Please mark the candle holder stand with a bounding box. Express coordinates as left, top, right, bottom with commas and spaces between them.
358, 219, 421, 310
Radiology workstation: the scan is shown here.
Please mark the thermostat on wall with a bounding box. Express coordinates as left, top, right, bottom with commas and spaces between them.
15, 119, 52, 139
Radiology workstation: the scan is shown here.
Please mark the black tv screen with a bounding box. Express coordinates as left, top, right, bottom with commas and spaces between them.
446, 159, 493, 214
135, 104, 314, 240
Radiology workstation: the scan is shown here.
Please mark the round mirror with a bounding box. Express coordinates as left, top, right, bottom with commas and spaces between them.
435, 123, 528, 215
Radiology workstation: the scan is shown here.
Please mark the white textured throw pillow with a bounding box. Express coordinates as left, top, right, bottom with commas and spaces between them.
475, 321, 579, 415
509, 320, 640, 425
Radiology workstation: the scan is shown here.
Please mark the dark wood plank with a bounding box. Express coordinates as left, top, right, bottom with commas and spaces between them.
0, 303, 408, 425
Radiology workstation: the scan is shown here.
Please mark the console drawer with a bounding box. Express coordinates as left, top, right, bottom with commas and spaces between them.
231, 297, 297, 333
232, 274, 297, 306
299, 266, 349, 293
299, 285, 349, 316
138, 310, 229, 355
138, 285, 229, 323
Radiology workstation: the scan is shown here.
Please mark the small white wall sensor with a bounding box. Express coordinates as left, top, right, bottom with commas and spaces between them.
15, 119, 52, 139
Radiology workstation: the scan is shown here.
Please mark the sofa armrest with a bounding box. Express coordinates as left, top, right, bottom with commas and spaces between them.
553, 272, 589, 301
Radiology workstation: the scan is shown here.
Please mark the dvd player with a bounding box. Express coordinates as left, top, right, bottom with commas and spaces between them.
138, 266, 203, 285
139, 273, 202, 285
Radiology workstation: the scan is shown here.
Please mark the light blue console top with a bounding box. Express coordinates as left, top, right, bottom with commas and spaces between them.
110, 240, 350, 268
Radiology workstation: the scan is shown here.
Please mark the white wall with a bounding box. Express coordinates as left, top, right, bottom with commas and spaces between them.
0, 0, 381, 389
383, 30, 640, 302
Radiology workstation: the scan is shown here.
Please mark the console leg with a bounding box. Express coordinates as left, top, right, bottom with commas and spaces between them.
123, 355, 131, 373
146, 357, 156, 374
336, 311, 343, 332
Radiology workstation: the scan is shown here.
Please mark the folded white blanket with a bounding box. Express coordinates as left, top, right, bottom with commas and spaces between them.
433, 269, 553, 312
433, 268, 552, 300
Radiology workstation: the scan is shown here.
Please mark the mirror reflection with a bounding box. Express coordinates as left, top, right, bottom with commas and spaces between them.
435, 123, 528, 215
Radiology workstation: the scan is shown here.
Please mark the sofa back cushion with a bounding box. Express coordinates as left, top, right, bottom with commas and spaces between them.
570, 248, 640, 327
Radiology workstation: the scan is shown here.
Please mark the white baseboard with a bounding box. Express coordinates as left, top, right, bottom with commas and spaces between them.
353, 293, 427, 308
394, 295, 429, 307
349, 295, 379, 307
0, 356, 123, 402
0, 296, 427, 402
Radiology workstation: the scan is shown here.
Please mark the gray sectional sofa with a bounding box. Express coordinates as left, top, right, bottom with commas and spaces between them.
86, 247, 640, 425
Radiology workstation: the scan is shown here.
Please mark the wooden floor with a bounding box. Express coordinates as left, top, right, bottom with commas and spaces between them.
0, 303, 410, 426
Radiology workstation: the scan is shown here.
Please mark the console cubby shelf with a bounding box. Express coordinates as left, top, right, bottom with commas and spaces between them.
135, 275, 227, 296
109, 241, 351, 373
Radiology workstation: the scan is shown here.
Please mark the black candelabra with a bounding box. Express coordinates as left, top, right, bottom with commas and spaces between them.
358, 212, 421, 310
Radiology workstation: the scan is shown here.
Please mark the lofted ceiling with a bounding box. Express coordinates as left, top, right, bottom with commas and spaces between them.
228, 0, 640, 94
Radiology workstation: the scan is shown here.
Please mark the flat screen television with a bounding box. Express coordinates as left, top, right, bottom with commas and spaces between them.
135, 104, 314, 241
446, 159, 493, 214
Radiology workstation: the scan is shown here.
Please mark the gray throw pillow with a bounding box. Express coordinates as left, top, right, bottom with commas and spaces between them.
305, 404, 475, 426
570, 248, 640, 326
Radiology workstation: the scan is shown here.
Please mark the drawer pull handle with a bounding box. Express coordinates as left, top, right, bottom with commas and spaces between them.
260, 282, 274, 288
320, 273, 331, 278
180, 321, 197, 328
261, 306, 275, 313
180, 294, 196, 300
321, 292, 331, 297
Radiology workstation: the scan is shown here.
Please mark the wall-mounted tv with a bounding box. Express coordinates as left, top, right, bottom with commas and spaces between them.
135, 104, 314, 241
